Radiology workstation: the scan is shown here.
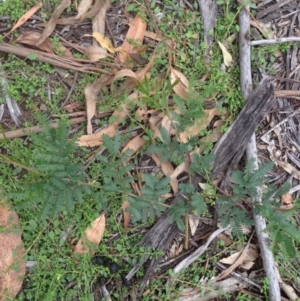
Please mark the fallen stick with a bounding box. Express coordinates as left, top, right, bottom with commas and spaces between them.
0, 43, 112, 74
0, 117, 86, 140
251, 37, 300, 46
239, 2, 281, 301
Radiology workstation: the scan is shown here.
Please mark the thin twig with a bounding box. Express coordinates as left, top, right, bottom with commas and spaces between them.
60, 71, 78, 108
251, 37, 300, 46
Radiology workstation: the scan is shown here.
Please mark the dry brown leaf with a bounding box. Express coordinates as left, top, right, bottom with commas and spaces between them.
85, 75, 113, 135
111, 69, 138, 91
120, 14, 147, 62
35, 0, 71, 46
219, 247, 259, 270
135, 54, 158, 78
144, 30, 161, 41
74, 213, 106, 254
0, 200, 26, 301
217, 41, 233, 67
121, 134, 145, 154
5, 2, 43, 37
281, 194, 292, 205
188, 215, 200, 236
151, 154, 174, 177
16, 31, 72, 57
161, 115, 178, 136
217, 233, 232, 247
179, 108, 222, 143
79, 91, 140, 147
169, 162, 188, 193
77, 124, 116, 147
121, 200, 130, 234
170, 67, 189, 100
110, 91, 141, 125
250, 20, 275, 39
92, 0, 111, 35
274, 158, 300, 180
76, 0, 93, 19
16, 31, 54, 54
89, 32, 116, 53
135, 107, 148, 123
129, 53, 149, 65
161, 162, 174, 177
84, 45, 109, 61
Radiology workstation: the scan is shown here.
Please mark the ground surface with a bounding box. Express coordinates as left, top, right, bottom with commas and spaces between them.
0, 0, 300, 301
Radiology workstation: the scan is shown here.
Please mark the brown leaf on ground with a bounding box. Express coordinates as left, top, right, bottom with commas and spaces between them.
151, 154, 174, 176
120, 14, 147, 62
0, 199, 26, 301
5, 2, 43, 37
217, 41, 233, 67
35, 0, 71, 46
110, 69, 139, 91
121, 134, 146, 154
92, 0, 111, 35
179, 108, 223, 143
219, 246, 259, 270
144, 31, 162, 42
281, 194, 292, 205
169, 162, 188, 193
78, 124, 116, 147
89, 32, 116, 53
74, 213, 106, 254
84, 45, 109, 61
217, 233, 232, 246
121, 200, 130, 234
16, 31, 54, 54
78, 91, 140, 147
85, 75, 114, 134
170, 67, 189, 100
76, 0, 93, 19
274, 157, 300, 180
188, 215, 200, 236
15, 31, 73, 57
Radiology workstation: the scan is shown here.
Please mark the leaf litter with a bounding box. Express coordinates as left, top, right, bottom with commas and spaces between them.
2, 0, 300, 299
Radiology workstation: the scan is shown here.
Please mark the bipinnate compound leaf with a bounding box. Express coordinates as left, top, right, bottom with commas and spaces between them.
0, 199, 25, 301
74, 213, 106, 254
